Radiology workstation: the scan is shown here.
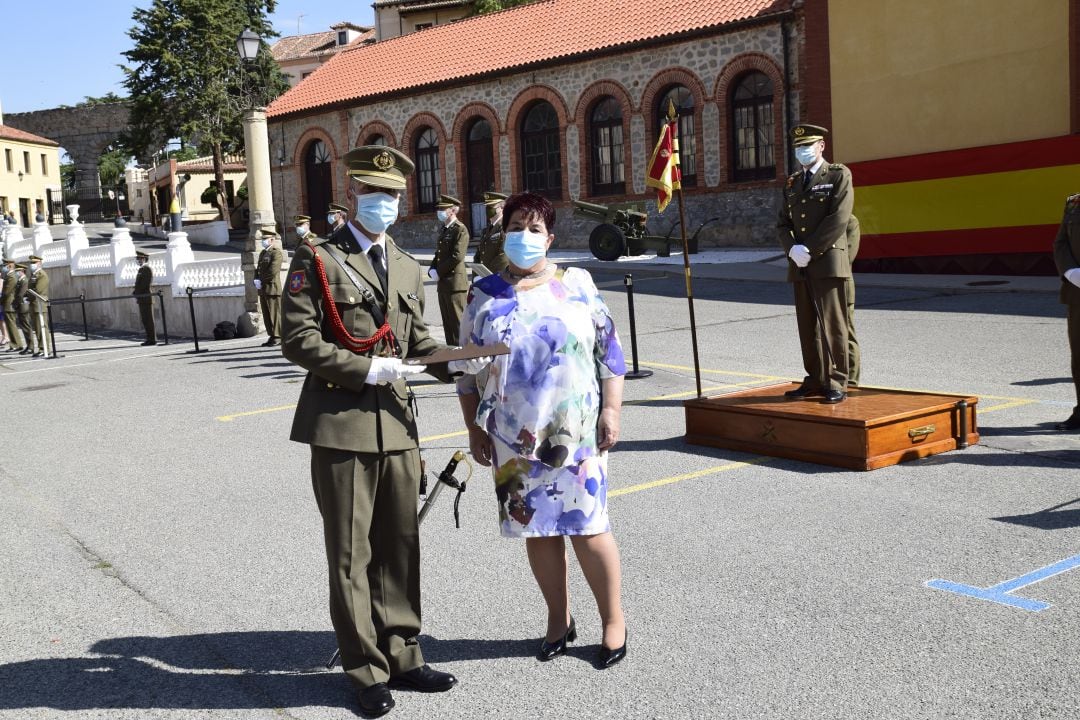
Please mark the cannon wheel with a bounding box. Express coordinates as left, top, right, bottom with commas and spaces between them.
589, 223, 625, 261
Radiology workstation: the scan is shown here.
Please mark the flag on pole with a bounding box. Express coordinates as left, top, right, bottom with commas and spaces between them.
646, 103, 682, 213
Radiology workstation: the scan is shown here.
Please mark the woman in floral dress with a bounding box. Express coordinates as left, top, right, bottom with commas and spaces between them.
454, 192, 628, 668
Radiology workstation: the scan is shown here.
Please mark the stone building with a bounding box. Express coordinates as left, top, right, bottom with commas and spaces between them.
271, 22, 375, 88
266, 0, 805, 247
374, 0, 471, 40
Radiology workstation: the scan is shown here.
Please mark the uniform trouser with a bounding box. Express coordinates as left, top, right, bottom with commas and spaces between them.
437, 284, 467, 346
1069, 302, 1080, 411
310, 445, 425, 689
3, 307, 22, 348
138, 302, 157, 343
259, 293, 281, 339
27, 305, 47, 354
794, 276, 849, 390
15, 308, 31, 349
846, 276, 861, 385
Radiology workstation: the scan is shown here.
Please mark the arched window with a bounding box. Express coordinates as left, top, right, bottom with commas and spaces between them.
658, 85, 696, 187
367, 134, 388, 146
732, 71, 775, 182
590, 97, 624, 196
414, 127, 439, 213
304, 139, 333, 235
520, 101, 561, 199
465, 118, 495, 233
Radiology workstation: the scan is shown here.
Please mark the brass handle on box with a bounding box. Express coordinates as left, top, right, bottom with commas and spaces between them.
908, 424, 935, 440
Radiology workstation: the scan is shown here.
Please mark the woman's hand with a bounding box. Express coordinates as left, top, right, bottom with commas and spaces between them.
469, 425, 494, 467
597, 407, 621, 451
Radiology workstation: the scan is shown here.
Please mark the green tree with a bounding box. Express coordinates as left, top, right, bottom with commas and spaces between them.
98, 145, 130, 188
472, 0, 536, 14
120, 0, 288, 227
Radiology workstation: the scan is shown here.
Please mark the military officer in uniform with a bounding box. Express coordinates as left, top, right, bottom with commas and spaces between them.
845, 215, 861, 386
12, 263, 30, 354
778, 123, 855, 404
26, 255, 49, 357
280, 146, 458, 717
327, 202, 349, 233
473, 191, 508, 277
1053, 192, 1080, 431
134, 250, 157, 346
427, 194, 470, 345
255, 228, 284, 346
2, 257, 24, 353
294, 214, 317, 246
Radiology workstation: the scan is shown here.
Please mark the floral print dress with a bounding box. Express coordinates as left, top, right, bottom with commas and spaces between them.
456, 267, 626, 538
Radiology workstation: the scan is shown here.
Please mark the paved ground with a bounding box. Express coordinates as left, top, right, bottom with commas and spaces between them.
1, 246, 1078, 719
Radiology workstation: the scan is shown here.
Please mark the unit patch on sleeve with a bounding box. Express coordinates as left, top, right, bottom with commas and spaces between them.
288, 269, 306, 293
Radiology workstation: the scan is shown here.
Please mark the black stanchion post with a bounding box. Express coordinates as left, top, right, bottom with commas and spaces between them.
157, 291, 170, 345
186, 287, 207, 354
80, 293, 89, 341
46, 304, 60, 359
623, 273, 652, 380
956, 399, 969, 450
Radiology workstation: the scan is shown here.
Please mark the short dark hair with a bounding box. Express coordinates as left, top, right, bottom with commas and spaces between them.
502, 191, 555, 232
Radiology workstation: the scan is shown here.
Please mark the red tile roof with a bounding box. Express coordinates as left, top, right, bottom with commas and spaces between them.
268, 0, 792, 118
0, 125, 60, 147
271, 25, 375, 63
176, 153, 247, 172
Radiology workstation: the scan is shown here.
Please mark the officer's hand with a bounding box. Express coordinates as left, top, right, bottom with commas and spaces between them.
468, 425, 494, 467
1066, 268, 1080, 288
789, 244, 811, 268
428, 268, 439, 281
364, 357, 427, 385
253, 278, 262, 290
448, 353, 494, 376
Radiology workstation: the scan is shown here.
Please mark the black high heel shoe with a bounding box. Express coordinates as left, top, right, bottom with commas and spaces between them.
596, 628, 627, 669
537, 616, 576, 661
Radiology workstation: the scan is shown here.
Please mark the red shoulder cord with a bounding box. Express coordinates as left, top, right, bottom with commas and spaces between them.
306, 240, 396, 354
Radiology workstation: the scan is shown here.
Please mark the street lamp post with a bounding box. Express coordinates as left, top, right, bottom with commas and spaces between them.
237, 28, 275, 327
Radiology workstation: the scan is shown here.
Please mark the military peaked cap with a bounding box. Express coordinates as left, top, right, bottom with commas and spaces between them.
344, 146, 414, 190
28, 255, 42, 263
135, 250, 150, 259
483, 191, 508, 206
791, 123, 828, 146
294, 215, 311, 224
435, 194, 461, 209
259, 227, 281, 239
328, 202, 349, 214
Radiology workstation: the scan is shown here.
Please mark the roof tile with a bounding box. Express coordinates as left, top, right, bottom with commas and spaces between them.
0, 125, 60, 147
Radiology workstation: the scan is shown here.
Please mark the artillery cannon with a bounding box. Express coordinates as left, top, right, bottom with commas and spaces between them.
572, 199, 711, 261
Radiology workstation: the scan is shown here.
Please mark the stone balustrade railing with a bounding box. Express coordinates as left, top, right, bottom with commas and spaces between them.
40, 241, 70, 267
5, 238, 33, 261
116, 256, 169, 287
71, 246, 116, 276
172, 257, 245, 296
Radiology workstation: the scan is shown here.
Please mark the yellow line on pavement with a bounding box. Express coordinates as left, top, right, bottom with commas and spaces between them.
421, 430, 469, 443
642, 361, 789, 380
217, 404, 297, 422
610, 457, 773, 497
980, 398, 1038, 413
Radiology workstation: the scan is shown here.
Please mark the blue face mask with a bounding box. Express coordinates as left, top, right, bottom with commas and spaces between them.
436, 209, 449, 223
503, 230, 548, 269
795, 144, 818, 167
355, 192, 400, 234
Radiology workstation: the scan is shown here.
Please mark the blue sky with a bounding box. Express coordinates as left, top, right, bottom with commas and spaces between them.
2, 1, 375, 114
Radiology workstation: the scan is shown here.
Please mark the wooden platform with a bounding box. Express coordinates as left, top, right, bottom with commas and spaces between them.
683, 382, 979, 471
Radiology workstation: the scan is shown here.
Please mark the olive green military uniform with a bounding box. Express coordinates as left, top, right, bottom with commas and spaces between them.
1053, 192, 1080, 425
257, 240, 284, 341
26, 260, 49, 355
474, 192, 508, 275
13, 266, 30, 352
280, 145, 451, 692
778, 127, 854, 393
429, 206, 470, 346
134, 257, 157, 344
2, 261, 23, 351
845, 215, 861, 385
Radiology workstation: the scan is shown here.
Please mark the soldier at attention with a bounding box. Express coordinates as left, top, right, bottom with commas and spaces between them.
2, 257, 24, 353
778, 123, 856, 404
1053, 192, 1080, 431
293, 214, 317, 246
133, 250, 157, 346
327, 202, 349, 233
279, 145, 458, 718
255, 228, 284, 347
26, 254, 49, 357
427, 194, 470, 345
473, 191, 509, 277
12, 264, 30, 355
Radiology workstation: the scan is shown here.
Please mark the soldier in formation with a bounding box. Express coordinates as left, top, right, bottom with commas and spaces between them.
427, 194, 470, 345
473, 191, 509, 277
1054, 192, 1080, 431
327, 202, 349, 233
25, 254, 49, 357
255, 228, 284, 347
133, 250, 157, 346
294, 214, 317, 247
2, 257, 22, 353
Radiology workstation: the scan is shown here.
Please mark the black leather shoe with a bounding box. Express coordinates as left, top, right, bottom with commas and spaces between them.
18, 348, 30, 355
596, 629, 627, 669
140, 340, 157, 346
1056, 413, 1080, 432
822, 389, 846, 404
784, 383, 823, 399
389, 664, 457, 692
261, 338, 280, 347
358, 683, 394, 717
537, 616, 576, 661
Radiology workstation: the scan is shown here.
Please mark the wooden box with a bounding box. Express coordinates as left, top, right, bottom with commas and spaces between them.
683, 382, 979, 471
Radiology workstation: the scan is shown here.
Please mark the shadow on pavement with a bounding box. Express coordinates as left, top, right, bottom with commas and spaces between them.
994, 497, 1080, 530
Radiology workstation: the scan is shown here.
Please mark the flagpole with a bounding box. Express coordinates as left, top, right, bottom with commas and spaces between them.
671, 113, 702, 398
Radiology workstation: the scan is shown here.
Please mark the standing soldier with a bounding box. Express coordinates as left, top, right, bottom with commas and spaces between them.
1054, 192, 1080, 431
255, 228, 284, 347
327, 202, 349, 233
2, 257, 23, 353
778, 123, 855, 404
427, 194, 469, 345
13, 263, 30, 355
26, 255, 49, 357
134, 250, 157, 346
845, 215, 861, 386
280, 146, 458, 717
473, 191, 508, 277
294, 214, 317, 246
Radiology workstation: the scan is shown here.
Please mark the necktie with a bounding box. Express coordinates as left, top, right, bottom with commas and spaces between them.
368, 243, 388, 295
803, 169, 812, 189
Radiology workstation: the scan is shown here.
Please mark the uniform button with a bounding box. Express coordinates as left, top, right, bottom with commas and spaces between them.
348, 296, 355, 302
801, 214, 806, 218
387, 303, 394, 311
802, 199, 807, 204
801, 227, 807, 232
327, 382, 335, 389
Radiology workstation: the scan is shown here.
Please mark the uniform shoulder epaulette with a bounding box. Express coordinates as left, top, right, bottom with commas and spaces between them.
388, 238, 420, 263
1066, 192, 1080, 207
308, 234, 331, 247
829, 163, 847, 171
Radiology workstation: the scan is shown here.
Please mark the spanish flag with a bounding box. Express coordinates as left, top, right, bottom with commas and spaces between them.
646, 115, 681, 213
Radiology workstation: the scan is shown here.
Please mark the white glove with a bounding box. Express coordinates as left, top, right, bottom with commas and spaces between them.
789, 244, 811, 268
428, 267, 439, 281
364, 357, 427, 385
253, 278, 262, 290
448, 354, 494, 375
1066, 268, 1080, 288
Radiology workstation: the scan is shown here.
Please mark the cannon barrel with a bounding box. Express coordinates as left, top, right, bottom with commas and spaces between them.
572, 199, 612, 221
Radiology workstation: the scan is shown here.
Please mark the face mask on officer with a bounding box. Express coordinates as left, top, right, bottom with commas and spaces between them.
31, 262, 41, 272
355, 191, 400, 235
327, 212, 338, 226
436, 209, 449, 223
795, 143, 820, 168
503, 230, 549, 269
261, 237, 272, 248
294, 224, 308, 238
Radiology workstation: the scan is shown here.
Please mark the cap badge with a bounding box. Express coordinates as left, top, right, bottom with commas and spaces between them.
373, 151, 395, 171
794, 127, 805, 136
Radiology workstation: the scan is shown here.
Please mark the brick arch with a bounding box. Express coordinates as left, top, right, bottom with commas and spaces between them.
452, 103, 504, 209
505, 85, 571, 200
400, 112, 449, 215
573, 80, 635, 200
292, 126, 339, 229
715, 52, 787, 185
355, 119, 397, 149
640, 68, 709, 188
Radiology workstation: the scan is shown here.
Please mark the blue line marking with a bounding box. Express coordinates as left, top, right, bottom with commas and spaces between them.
926, 553, 1080, 612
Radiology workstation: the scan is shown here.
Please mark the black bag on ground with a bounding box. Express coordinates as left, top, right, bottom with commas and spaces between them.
213, 321, 237, 340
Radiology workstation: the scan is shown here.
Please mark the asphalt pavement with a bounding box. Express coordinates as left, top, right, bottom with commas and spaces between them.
1, 236, 1077, 719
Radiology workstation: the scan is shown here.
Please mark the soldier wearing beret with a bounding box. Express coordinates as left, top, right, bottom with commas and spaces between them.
255, 228, 284, 346
134, 250, 157, 346
473, 191, 509, 277
2, 257, 24, 352
778, 123, 856, 404
427, 194, 470, 345
25, 255, 49, 357
327, 202, 349, 233
280, 145, 458, 717
1053, 192, 1080, 431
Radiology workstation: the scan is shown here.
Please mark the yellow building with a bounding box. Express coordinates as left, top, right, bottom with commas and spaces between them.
148, 154, 248, 227
0, 124, 62, 226
810, 0, 1077, 273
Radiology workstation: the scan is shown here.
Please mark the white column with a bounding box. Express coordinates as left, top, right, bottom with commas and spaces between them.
241, 108, 275, 329
32, 219, 52, 253
165, 230, 194, 287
